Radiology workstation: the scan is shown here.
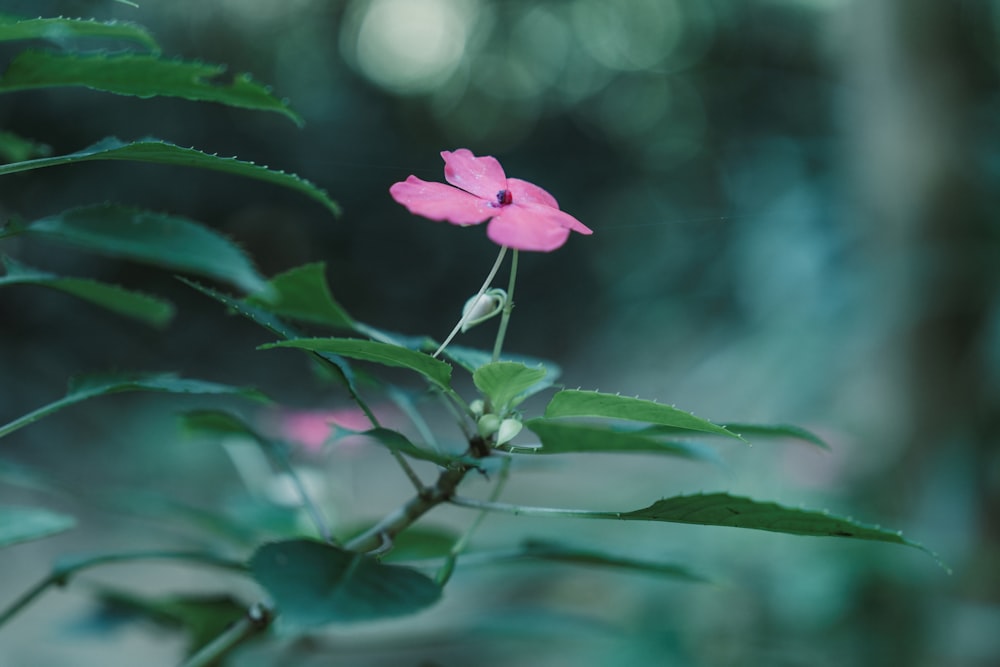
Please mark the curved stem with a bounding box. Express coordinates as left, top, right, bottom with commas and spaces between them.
432, 246, 508, 358
491, 249, 519, 362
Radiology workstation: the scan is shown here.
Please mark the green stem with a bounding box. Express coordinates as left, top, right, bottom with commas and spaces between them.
491, 249, 519, 362
448, 495, 622, 520
0, 551, 245, 629
432, 246, 508, 358
344, 466, 470, 553
436, 457, 511, 586
180, 602, 272, 667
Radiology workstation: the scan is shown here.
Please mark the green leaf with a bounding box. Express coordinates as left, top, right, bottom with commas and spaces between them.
518, 539, 707, 582
262, 338, 452, 390
441, 344, 561, 380
0, 50, 302, 125
0, 255, 174, 326
0, 372, 267, 440
0, 505, 75, 547
544, 390, 742, 440
0, 129, 51, 163
0, 137, 340, 216
721, 423, 830, 449
179, 409, 260, 442
357, 427, 461, 468
0, 15, 159, 52
7, 204, 268, 294
380, 526, 458, 563
473, 362, 548, 413
246, 262, 355, 329
622, 492, 935, 557
249, 539, 441, 628
522, 419, 720, 463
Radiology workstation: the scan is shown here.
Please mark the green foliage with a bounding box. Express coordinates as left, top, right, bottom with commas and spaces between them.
0, 505, 75, 547
473, 361, 548, 413
0, 137, 340, 216
544, 390, 743, 440
357, 427, 461, 467
522, 418, 719, 462
0, 14, 160, 52
621, 493, 931, 554
3, 204, 268, 294
0, 129, 51, 163
261, 338, 453, 390
0, 51, 302, 125
249, 539, 442, 629
0, 255, 174, 326
0, 373, 266, 440
246, 263, 355, 329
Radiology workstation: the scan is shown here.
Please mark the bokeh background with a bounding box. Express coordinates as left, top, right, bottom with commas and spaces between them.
2, 0, 998, 665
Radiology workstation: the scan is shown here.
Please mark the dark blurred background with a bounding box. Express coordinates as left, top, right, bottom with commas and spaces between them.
2, 0, 998, 665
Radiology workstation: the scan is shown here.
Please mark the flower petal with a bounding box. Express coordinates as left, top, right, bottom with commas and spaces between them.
442, 149, 508, 201
507, 178, 559, 208
390, 176, 495, 225
486, 205, 573, 252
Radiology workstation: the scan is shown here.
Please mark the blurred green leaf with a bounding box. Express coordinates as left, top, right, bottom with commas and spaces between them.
0, 255, 174, 326
544, 390, 742, 440
0, 505, 75, 547
0, 15, 159, 52
517, 539, 707, 582
380, 526, 458, 563
94, 590, 248, 656
5, 204, 268, 294
721, 422, 830, 449
0, 129, 51, 163
262, 338, 452, 390
180, 409, 260, 442
623, 493, 934, 556
249, 539, 441, 629
0, 137, 340, 216
473, 361, 548, 413
0, 372, 267, 440
246, 262, 355, 330
357, 427, 461, 468
522, 419, 719, 463
0, 50, 301, 125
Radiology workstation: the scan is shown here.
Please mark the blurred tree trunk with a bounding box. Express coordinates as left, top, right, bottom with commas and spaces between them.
845, 0, 999, 657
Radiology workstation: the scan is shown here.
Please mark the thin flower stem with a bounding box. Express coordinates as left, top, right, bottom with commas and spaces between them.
449, 495, 622, 520
180, 602, 273, 667
432, 246, 508, 358
491, 249, 519, 362
0, 551, 246, 629
436, 457, 511, 586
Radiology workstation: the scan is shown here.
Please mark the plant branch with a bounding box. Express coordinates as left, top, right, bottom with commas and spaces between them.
344, 466, 470, 553
180, 601, 272, 667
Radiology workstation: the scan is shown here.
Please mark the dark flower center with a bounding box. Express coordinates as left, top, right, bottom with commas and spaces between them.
495, 189, 513, 207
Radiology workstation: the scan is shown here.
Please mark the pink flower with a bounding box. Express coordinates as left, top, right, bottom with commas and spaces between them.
390, 149, 593, 252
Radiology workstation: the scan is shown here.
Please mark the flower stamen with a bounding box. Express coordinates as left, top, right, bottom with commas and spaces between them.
495, 189, 512, 207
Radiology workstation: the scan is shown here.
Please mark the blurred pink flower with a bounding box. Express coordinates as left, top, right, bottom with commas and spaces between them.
269, 407, 377, 454
390, 149, 593, 252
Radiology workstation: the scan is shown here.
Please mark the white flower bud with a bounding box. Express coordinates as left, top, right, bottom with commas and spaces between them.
496, 418, 523, 445
469, 399, 485, 418
460, 288, 506, 332
477, 413, 500, 438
